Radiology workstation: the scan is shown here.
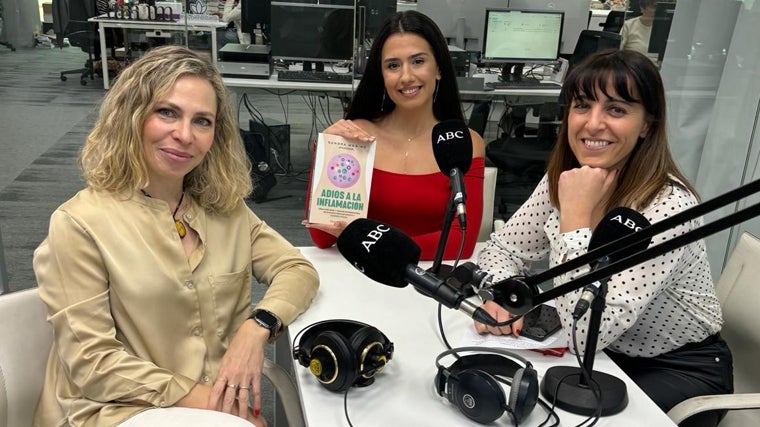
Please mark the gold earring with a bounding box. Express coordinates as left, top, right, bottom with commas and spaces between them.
381, 90, 386, 112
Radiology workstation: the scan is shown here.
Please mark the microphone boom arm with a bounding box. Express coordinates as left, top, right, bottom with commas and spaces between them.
523, 178, 760, 292
487, 195, 760, 315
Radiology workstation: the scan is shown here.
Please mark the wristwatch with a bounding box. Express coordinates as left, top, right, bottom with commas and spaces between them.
250, 309, 281, 339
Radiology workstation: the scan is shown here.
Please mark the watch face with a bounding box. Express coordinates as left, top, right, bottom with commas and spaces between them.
254, 310, 278, 329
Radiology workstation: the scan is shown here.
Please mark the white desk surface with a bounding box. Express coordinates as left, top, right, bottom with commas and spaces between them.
223, 73, 561, 99
288, 246, 677, 427
223, 74, 357, 94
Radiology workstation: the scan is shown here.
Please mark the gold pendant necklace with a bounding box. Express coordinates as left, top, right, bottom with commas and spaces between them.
141, 189, 186, 239
403, 130, 427, 171
172, 191, 186, 239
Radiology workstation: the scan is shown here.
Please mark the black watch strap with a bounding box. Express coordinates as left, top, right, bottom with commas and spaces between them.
250, 309, 281, 339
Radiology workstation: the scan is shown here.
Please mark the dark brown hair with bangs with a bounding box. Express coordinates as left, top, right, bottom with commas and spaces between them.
546, 49, 697, 213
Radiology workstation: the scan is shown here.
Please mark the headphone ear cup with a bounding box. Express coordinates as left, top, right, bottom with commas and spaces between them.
309, 331, 356, 392
451, 370, 505, 424
508, 366, 539, 422
350, 326, 388, 377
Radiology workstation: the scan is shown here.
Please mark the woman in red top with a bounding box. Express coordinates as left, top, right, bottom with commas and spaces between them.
303, 11, 485, 260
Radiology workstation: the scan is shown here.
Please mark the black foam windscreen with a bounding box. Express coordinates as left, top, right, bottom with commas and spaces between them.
337, 219, 421, 288
432, 120, 473, 175
589, 207, 653, 264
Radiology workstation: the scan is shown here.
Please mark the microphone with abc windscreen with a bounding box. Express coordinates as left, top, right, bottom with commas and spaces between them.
543, 207, 653, 417
572, 207, 652, 319
336, 218, 497, 326
432, 120, 473, 230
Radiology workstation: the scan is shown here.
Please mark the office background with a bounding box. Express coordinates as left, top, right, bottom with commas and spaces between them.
0, 0, 758, 302
1, 1, 759, 426
0, 0, 757, 283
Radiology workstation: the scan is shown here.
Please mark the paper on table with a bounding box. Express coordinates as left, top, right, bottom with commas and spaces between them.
460, 324, 568, 350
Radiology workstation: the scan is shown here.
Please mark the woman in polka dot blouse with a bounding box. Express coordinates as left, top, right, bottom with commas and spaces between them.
475, 50, 733, 427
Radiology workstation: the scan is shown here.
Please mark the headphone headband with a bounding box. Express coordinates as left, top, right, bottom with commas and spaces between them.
293, 319, 393, 365
435, 346, 540, 424
435, 346, 533, 371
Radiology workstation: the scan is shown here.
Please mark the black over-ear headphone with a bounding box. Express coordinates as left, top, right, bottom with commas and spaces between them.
293, 319, 394, 393
435, 346, 539, 424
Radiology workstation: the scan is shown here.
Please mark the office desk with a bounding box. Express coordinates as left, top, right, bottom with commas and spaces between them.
223, 73, 561, 101
223, 74, 357, 95
89, 17, 227, 90
286, 246, 677, 426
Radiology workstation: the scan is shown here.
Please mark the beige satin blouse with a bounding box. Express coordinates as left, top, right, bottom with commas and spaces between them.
32, 188, 319, 427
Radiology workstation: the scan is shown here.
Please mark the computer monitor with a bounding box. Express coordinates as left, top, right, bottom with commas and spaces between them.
482, 8, 564, 64
356, 0, 396, 40
648, 2, 676, 63
269, 2, 355, 63
416, 0, 507, 52
240, 0, 271, 42
508, 0, 588, 55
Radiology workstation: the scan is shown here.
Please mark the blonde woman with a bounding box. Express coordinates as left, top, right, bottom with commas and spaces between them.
33, 45, 318, 427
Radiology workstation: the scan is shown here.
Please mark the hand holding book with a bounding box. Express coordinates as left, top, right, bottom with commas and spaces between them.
306, 132, 377, 226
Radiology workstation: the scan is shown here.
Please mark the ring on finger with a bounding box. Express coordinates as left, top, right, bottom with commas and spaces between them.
238, 385, 251, 390
226, 384, 237, 389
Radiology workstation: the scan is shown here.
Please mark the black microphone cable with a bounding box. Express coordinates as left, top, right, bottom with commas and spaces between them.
342, 364, 387, 427
435, 228, 467, 351
543, 317, 603, 427
569, 317, 603, 427
342, 384, 354, 427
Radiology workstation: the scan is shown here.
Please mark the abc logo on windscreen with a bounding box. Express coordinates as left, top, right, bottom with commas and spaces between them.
436, 130, 466, 144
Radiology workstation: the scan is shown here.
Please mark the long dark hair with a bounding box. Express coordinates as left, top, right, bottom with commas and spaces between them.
346, 10, 464, 122
547, 49, 697, 212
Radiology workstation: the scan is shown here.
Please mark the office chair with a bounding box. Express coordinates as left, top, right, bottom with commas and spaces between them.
568, 30, 622, 72
627, 0, 642, 19
478, 166, 498, 242
0, 288, 307, 427
486, 102, 561, 219
599, 10, 626, 33
468, 100, 492, 138
667, 232, 760, 427
52, 0, 100, 85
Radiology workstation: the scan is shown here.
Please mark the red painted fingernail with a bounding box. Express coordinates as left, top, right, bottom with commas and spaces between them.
516, 329, 521, 335
254, 408, 260, 416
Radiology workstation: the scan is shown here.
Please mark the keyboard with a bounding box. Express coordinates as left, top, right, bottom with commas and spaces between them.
277, 70, 353, 84
485, 78, 559, 90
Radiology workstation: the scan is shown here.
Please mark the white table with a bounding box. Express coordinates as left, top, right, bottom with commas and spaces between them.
285, 246, 677, 426
223, 73, 561, 100
89, 17, 227, 90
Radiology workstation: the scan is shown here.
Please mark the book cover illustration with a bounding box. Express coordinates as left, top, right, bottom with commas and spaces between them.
308, 133, 376, 225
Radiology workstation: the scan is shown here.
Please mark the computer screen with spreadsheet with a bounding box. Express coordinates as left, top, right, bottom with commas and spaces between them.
482, 9, 564, 64
416, 0, 507, 51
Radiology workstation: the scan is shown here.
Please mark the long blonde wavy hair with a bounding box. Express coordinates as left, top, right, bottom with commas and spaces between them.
79, 45, 252, 214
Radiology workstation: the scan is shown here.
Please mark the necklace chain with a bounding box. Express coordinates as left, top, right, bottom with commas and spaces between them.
141, 189, 187, 239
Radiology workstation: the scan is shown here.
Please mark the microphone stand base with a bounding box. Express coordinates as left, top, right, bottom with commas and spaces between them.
540, 365, 628, 416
